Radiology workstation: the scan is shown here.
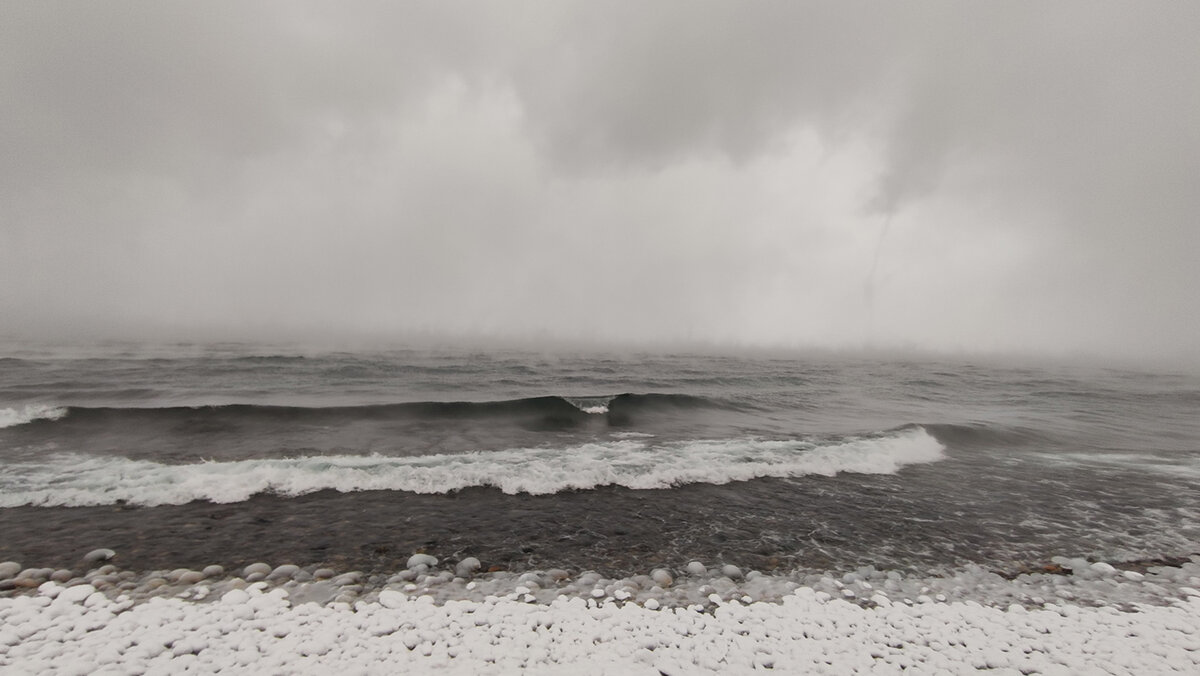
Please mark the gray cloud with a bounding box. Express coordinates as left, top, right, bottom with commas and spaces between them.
2, 1, 1197, 363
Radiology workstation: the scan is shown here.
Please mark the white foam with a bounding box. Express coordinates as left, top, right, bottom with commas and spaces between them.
564, 397, 611, 414
0, 427, 944, 507
1036, 450, 1200, 479
0, 404, 67, 429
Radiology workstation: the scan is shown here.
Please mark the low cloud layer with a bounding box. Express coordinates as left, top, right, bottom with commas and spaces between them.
3, 2, 1197, 362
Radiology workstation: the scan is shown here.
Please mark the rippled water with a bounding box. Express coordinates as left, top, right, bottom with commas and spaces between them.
1, 344, 1197, 575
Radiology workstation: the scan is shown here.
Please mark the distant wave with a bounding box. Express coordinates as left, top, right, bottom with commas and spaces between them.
0, 426, 945, 507
0, 404, 68, 429
0, 393, 731, 432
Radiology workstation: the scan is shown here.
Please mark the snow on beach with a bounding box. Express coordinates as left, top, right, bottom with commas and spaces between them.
3, 554, 1200, 674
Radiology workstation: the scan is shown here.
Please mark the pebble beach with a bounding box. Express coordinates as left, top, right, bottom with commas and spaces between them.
4, 550, 1200, 673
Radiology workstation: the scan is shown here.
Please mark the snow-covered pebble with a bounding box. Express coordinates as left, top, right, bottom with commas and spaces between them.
82, 549, 115, 566
243, 562, 271, 578
406, 554, 438, 569
5, 583, 1194, 674
269, 564, 300, 580
5, 556, 1200, 674
454, 558, 481, 577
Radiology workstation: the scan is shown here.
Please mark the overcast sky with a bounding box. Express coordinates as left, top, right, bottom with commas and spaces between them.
2, 2, 1197, 362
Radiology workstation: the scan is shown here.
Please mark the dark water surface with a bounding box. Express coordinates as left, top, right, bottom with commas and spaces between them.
1, 344, 1197, 576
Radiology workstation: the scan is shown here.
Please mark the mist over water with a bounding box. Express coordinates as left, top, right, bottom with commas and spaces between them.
2, 4, 1199, 364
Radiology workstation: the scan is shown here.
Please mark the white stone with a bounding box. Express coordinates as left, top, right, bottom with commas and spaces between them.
269, 564, 300, 580
455, 557, 481, 577
83, 549, 115, 565
57, 584, 97, 604
407, 554, 438, 569
243, 562, 271, 578
378, 590, 406, 609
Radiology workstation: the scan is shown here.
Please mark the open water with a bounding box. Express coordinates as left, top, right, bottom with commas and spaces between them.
1, 344, 1197, 577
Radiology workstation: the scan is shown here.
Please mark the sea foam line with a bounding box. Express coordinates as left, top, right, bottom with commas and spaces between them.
0, 427, 945, 507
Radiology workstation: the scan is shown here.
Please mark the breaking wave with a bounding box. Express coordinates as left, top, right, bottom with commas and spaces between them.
0, 427, 945, 507
0, 405, 68, 429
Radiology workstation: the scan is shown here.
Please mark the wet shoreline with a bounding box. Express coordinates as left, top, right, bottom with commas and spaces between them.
4, 470, 1194, 579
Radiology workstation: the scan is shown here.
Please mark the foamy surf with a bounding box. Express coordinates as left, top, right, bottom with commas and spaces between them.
0, 405, 67, 429
0, 427, 944, 507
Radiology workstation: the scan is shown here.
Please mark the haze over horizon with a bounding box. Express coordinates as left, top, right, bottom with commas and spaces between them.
3, 2, 1198, 366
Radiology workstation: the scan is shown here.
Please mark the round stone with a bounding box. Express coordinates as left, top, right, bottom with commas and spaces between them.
406, 554, 438, 569
685, 561, 707, 576
0, 562, 21, 579
83, 549, 116, 565
269, 564, 300, 580
332, 572, 362, 586
58, 584, 97, 604
50, 569, 74, 583
313, 568, 336, 580
455, 558, 481, 577
202, 565, 225, 578
243, 562, 271, 578
178, 571, 206, 585
720, 564, 743, 580
650, 569, 673, 587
